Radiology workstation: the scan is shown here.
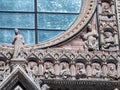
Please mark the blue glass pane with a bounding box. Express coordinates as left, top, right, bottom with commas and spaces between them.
37, 0, 82, 13
20, 30, 35, 45
38, 30, 63, 42
0, 29, 35, 45
0, 13, 34, 28
37, 14, 77, 30
0, 29, 14, 44
0, 0, 34, 11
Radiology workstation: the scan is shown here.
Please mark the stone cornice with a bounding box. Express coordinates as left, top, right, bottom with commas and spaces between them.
43, 79, 120, 86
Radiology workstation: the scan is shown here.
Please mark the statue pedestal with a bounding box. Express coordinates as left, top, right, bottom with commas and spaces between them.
11, 58, 26, 65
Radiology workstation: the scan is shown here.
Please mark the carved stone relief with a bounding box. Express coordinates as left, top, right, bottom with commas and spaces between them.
60, 62, 70, 79
76, 63, 86, 79
92, 63, 102, 78
102, 2, 112, 14
107, 63, 117, 79
26, 61, 38, 80
0, 61, 10, 81
102, 31, 116, 50
82, 24, 98, 51
44, 62, 55, 79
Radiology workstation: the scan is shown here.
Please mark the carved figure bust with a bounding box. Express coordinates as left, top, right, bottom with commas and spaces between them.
103, 31, 115, 49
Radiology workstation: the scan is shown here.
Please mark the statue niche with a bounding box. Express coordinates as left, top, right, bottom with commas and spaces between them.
60, 62, 70, 79
82, 24, 98, 51
44, 62, 55, 79
92, 63, 102, 78
76, 63, 86, 79
26, 61, 38, 80
107, 63, 117, 79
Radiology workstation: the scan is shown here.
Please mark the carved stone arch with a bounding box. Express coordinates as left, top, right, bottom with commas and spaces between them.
27, 53, 40, 63
43, 53, 55, 63
106, 55, 118, 64
91, 55, 103, 65
59, 54, 71, 63
102, 24, 117, 33
75, 54, 87, 64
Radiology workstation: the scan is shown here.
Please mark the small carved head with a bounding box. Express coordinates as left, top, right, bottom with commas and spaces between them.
14, 28, 20, 35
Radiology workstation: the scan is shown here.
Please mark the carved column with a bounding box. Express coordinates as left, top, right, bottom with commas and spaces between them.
70, 61, 76, 79
117, 61, 120, 78
54, 60, 60, 78
38, 62, 44, 77
86, 62, 92, 79
102, 62, 108, 79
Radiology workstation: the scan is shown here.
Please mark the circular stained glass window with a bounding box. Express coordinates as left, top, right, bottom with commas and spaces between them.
0, 0, 82, 45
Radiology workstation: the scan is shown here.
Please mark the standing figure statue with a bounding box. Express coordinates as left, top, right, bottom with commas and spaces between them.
12, 28, 24, 59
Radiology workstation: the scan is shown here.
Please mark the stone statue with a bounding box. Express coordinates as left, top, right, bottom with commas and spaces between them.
60, 64, 70, 79
92, 65, 102, 78
103, 32, 116, 49
44, 64, 55, 79
108, 64, 117, 79
12, 28, 24, 59
26, 62, 38, 80
76, 65, 86, 78
83, 24, 98, 51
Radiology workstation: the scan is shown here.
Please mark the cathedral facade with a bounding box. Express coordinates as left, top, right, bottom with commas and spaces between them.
0, 0, 120, 90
